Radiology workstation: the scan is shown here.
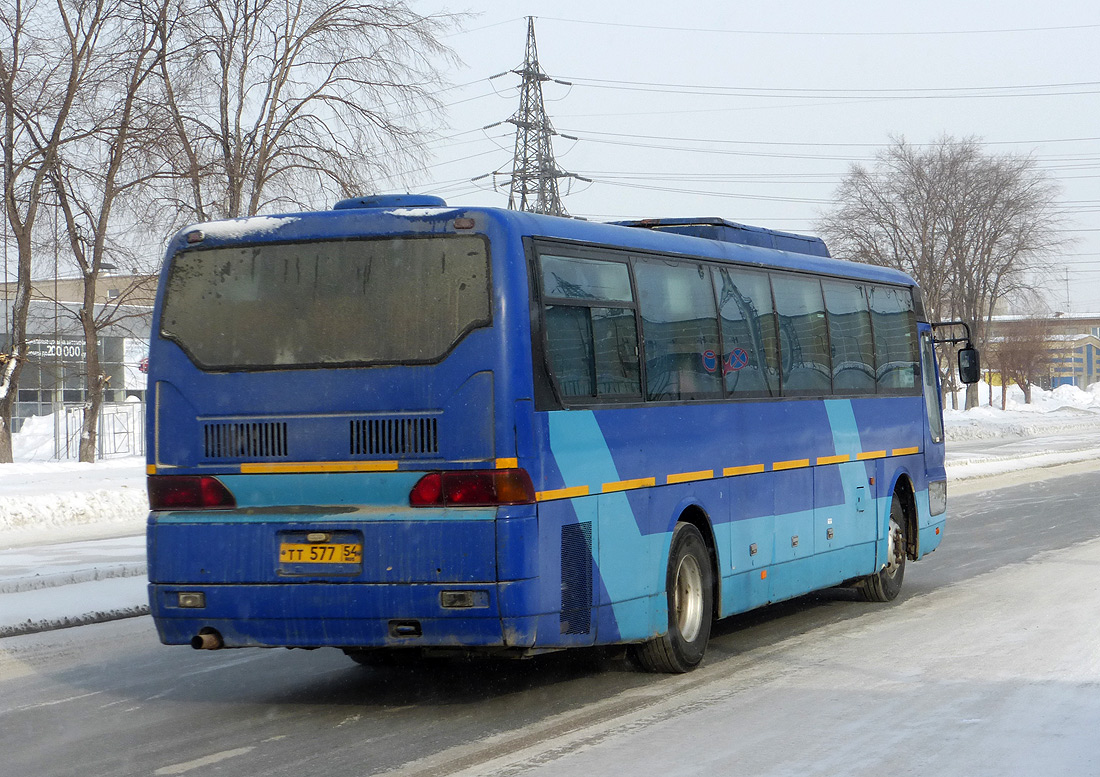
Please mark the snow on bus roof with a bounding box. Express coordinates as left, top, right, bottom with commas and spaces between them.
386, 208, 461, 217
196, 215, 300, 239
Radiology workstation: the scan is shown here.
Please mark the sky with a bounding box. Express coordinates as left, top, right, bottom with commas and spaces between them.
392, 1, 1100, 315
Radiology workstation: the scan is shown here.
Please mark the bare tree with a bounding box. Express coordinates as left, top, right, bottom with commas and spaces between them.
0, 0, 110, 462
818, 139, 953, 322
157, 0, 459, 223
939, 144, 1063, 408
47, 0, 170, 461
820, 137, 1063, 410
988, 315, 1054, 407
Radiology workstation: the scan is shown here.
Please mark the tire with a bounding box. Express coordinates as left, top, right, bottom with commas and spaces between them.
859, 493, 907, 602
630, 522, 714, 673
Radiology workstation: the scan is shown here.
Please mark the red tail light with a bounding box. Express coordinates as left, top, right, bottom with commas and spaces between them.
409, 469, 535, 507
148, 475, 237, 510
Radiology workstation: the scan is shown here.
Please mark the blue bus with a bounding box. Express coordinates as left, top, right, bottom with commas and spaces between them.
146, 195, 975, 672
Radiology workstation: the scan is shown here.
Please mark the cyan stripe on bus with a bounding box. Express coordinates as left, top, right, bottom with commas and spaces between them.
821, 399, 883, 574
545, 400, 875, 640
546, 409, 665, 643
220, 472, 420, 511
537, 396, 932, 635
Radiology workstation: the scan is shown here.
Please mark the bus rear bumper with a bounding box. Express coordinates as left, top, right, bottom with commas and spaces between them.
149, 581, 541, 649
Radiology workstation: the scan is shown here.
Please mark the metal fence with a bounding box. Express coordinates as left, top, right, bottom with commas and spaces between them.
58, 402, 145, 460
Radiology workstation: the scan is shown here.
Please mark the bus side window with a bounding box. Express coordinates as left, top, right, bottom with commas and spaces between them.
771, 274, 832, 396
713, 267, 778, 397
592, 307, 641, 397
634, 259, 722, 402
540, 254, 641, 401
823, 280, 876, 394
545, 305, 596, 397
869, 286, 919, 393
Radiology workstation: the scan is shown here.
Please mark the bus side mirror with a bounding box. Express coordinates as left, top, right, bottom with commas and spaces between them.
958, 346, 980, 385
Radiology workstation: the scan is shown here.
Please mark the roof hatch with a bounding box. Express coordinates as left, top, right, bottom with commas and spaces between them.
614, 217, 830, 258
333, 194, 448, 210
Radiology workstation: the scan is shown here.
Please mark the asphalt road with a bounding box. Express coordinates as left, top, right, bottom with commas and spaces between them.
2, 464, 1098, 777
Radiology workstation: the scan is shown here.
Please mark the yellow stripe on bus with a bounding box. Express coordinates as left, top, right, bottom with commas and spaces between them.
239, 461, 399, 474
290, 443, 927, 502
602, 477, 657, 493
147, 464, 158, 475
772, 458, 810, 471
666, 469, 714, 485
536, 485, 591, 502
723, 464, 766, 477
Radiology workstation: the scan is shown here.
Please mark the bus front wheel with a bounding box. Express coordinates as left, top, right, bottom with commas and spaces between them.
630, 522, 714, 673
859, 494, 907, 602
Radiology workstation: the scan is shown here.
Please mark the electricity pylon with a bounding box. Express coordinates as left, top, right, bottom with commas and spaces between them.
506, 17, 579, 216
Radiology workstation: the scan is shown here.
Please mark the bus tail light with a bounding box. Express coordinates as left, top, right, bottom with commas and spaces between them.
409, 469, 536, 507
148, 476, 237, 510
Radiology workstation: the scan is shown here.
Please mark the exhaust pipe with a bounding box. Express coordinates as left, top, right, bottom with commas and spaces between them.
190, 629, 224, 650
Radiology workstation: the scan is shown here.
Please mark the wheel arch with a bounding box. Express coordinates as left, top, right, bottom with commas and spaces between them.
889, 471, 919, 561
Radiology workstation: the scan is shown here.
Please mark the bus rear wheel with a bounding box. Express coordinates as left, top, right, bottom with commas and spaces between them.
859, 494, 907, 602
630, 522, 714, 673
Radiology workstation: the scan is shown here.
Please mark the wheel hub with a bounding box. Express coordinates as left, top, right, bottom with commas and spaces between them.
674, 554, 704, 643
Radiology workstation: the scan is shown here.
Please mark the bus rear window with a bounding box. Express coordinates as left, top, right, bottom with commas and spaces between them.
160, 235, 490, 369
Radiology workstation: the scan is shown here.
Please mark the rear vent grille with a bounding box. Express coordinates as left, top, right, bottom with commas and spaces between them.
203, 422, 288, 459
350, 417, 438, 457
560, 521, 593, 635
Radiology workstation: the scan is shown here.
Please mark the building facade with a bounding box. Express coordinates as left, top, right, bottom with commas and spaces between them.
989, 315, 1100, 391
0, 274, 154, 433
1044, 334, 1100, 390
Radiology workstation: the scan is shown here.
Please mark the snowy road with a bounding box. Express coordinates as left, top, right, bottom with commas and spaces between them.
2, 466, 1098, 777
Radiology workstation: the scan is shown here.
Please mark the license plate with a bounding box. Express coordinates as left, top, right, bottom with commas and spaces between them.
278, 542, 362, 564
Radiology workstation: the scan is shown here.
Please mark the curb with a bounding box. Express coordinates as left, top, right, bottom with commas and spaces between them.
1, 606, 150, 638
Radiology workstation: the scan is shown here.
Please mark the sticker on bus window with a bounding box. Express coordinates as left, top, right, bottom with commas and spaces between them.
725, 348, 749, 373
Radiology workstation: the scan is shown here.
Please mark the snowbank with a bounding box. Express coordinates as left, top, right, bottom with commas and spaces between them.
0, 487, 148, 547
12, 413, 61, 462
946, 380, 1100, 442
0, 577, 149, 637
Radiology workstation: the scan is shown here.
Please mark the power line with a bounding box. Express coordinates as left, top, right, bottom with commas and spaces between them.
556, 129, 1100, 150
559, 76, 1100, 101
537, 17, 1100, 38
588, 178, 833, 204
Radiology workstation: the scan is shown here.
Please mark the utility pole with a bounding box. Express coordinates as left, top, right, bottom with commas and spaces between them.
506, 17, 579, 216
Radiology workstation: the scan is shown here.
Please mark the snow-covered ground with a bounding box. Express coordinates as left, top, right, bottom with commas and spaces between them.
946, 380, 1100, 441
1, 381, 1098, 638
945, 381, 1100, 482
